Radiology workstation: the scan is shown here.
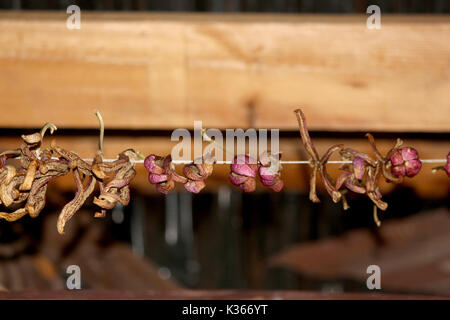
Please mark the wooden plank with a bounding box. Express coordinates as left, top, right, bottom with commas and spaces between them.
0, 12, 449, 131
0, 135, 448, 197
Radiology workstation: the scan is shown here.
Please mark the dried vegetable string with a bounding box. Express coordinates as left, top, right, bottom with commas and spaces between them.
0, 109, 448, 232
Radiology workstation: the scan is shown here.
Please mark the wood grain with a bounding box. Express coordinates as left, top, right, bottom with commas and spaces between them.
0, 12, 448, 131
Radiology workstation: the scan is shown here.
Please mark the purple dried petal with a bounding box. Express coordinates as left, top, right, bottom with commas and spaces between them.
229, 172, 248, 186
144, 154, 157, 171
260, 176, 276, 187
184, 180, 206, 194
390, 150, 404, 166
353, 157, 366, 180
344, 180, 366, 194
231, 155, 257, 177
401, 147, 419, 161
405, 159, 422, 177
391, 165, 406, 178
258, 166, 276, 181
171, 172, 188, 183
148, 173, 167, 184
144, 154, 155, 170
144, 154, 165, 175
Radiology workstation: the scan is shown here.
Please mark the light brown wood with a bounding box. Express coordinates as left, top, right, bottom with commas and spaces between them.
1, 135, 448, 197
0, 12, 449, 131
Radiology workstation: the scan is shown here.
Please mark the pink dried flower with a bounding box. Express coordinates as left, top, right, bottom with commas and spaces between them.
258, 151, 283, 192
144, 154, 186, 194
182, 153, 215, 194
390, 147, 422, 178
229, 155, 258, 193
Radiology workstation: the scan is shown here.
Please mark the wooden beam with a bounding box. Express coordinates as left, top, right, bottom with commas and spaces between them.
0, 12, 449, 131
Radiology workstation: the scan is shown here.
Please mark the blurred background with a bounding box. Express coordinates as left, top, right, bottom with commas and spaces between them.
0, 0, 449, 12
0, 0, 449, 297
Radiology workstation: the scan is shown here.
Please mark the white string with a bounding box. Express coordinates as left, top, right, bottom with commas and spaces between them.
63, 158, 446, 164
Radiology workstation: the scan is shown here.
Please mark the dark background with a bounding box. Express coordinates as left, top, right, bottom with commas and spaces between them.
0, 0, 449, 13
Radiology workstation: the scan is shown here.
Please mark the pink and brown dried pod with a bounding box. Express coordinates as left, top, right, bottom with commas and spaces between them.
182, 153, 216, 194
229, 155, 258, 193
231, 154, 258, 178
144, 154, 185, 194
148, 173, 168, 184
163, 156, 187, 184
183, 154, 215, 181
390, 147, 422, 178
144, 154, 164, 174
258, 151, 284, 192
156, 180, 175, 194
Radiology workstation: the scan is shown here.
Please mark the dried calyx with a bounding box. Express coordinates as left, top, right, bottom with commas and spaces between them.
294, 108, 422, 226
390, 147, 422, 178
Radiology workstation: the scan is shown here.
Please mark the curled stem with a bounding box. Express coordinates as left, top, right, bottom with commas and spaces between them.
294, 109, 319, 162
40, 123, 58, 141
94, 109, 104, 156
373, 205, 381, 227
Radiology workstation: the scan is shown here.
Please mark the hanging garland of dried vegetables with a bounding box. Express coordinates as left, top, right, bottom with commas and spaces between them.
0, 109, 448, 233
